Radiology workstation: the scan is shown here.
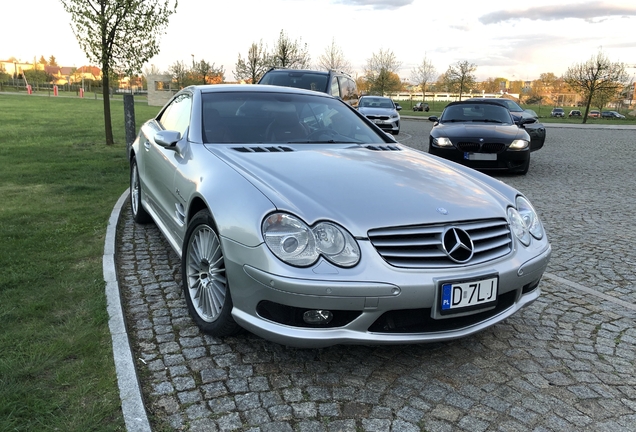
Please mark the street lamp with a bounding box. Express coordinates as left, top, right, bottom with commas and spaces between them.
191, 54, 195, 68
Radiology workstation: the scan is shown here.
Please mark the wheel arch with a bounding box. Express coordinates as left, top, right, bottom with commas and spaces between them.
187, 197, 215, 230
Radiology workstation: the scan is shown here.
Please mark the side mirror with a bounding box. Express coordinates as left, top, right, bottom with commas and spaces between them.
155, 130, 181, 148
428, 116, 439, 122
517, 117, 537, 126
395, 104, 402, 111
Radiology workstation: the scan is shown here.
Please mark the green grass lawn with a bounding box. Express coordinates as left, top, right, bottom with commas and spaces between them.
0, 93, 160, 431
399, 98, 636, 124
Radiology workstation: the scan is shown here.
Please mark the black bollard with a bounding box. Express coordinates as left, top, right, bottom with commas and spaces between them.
124, 94, 136, 156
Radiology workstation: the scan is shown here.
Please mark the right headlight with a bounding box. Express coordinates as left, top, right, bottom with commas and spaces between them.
507, 196, 545, 246
262, 213, 360, 267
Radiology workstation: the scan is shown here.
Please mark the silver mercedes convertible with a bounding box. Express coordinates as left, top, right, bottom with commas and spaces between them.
128, 84, 551, 348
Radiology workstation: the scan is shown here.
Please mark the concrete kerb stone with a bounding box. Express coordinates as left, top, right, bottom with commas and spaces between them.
104, 189, 152, 432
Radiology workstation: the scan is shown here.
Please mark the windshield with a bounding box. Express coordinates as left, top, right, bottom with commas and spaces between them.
259, 72, 329, 93
359, 97, 395, 109
201, 92, 389, 144
440, 104, 513, 124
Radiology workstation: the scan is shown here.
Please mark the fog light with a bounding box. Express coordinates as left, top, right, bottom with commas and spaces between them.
303, 310, 333, 325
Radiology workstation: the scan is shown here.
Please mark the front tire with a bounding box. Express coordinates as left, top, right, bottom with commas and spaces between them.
130, 157, 152, 224
182, 210, 241, 336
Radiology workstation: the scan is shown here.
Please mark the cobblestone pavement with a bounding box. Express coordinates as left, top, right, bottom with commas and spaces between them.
115, 125, 636, 431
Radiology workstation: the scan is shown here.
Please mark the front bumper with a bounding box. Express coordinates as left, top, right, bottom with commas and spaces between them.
429, 146, 530, 172
222, 237, 551, 348
366, 117, 400, 133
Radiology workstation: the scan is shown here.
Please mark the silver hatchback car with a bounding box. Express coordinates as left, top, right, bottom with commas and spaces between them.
357, 95, 401, 135
129, 84, 551, 348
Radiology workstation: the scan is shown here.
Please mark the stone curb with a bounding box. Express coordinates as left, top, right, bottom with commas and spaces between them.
104, 189, 152, 432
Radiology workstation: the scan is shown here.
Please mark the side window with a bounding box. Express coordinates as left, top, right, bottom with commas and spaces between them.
158, 93, 192, 136
330, 77, 340, 98
337, 76, 359, 106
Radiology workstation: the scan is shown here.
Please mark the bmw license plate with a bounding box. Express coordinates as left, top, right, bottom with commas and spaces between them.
465, 153, 496, 161
440, 276, 498, 314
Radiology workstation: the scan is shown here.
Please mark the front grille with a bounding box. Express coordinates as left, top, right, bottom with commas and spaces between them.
456, 142, 505, 153
368, 219, 512, 268
366, 115, 390, 121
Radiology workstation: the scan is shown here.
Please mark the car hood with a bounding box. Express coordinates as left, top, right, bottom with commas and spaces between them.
207, 144, 512, 237
433, 123, 527, 141
358, 107, 399, 116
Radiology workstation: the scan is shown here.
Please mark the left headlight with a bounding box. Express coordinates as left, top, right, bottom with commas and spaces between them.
507, 196, 544, 246
262, 213, 360, 267
433, 137, 453, 147
509, 139, 529, 150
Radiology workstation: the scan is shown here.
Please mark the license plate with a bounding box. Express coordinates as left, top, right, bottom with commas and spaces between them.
374, 119, 384, 124
465, 152, 496, 161
440, 276, 498, 314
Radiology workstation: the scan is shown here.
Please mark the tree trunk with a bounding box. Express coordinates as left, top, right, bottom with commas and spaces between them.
102, 63, 114, 145
582, 93, 594, 124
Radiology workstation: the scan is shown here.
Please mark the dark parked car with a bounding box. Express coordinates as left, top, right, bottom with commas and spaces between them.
128, 84, 550, 347
524, 109, 539, 119
357, 95, 401, 135
428, 100, 537, 174
465, 98, 545, 151
550, 108, 565, 118
257, 68, 359, 106
601, 110, 626, 119
569, 110, 582, 117
413, 102, 430, 112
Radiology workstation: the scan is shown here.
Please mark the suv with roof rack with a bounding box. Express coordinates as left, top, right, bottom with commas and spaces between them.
258, 68, 359, 107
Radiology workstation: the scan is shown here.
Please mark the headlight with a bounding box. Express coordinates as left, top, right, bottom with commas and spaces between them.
509, 139, 529, 150
507, 196, 544, 246
262, 213, 360, 267
516, 196, 544, 240
433, 137, 453, 147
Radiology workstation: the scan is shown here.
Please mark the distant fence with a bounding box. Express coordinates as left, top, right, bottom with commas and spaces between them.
0, 80, 147, 95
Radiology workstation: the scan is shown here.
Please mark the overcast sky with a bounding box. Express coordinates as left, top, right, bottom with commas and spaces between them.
3, 0, 636, 82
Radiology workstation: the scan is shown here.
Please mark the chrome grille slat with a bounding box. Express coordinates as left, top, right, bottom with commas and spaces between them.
368, 219, 512, 268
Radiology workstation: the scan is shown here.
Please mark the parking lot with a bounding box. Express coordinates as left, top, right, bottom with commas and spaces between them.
116, 121, 636, 431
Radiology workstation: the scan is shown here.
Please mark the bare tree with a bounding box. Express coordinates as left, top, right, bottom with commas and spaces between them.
444, 61, 477, 101
234, 41, 269, 84
60, 0, 178, 144
168, 60, 189, 89
316, 38, 352, 74
269, 30, 311, 69
193, 60, 224, 85
410, 56, 436, 101
143, 64, 163, 77
364, 49, 402, 95
563, 51, 628, 123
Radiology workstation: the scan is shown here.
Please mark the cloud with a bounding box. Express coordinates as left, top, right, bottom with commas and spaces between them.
335, 0, 413, 10
479, 2, 636, 24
